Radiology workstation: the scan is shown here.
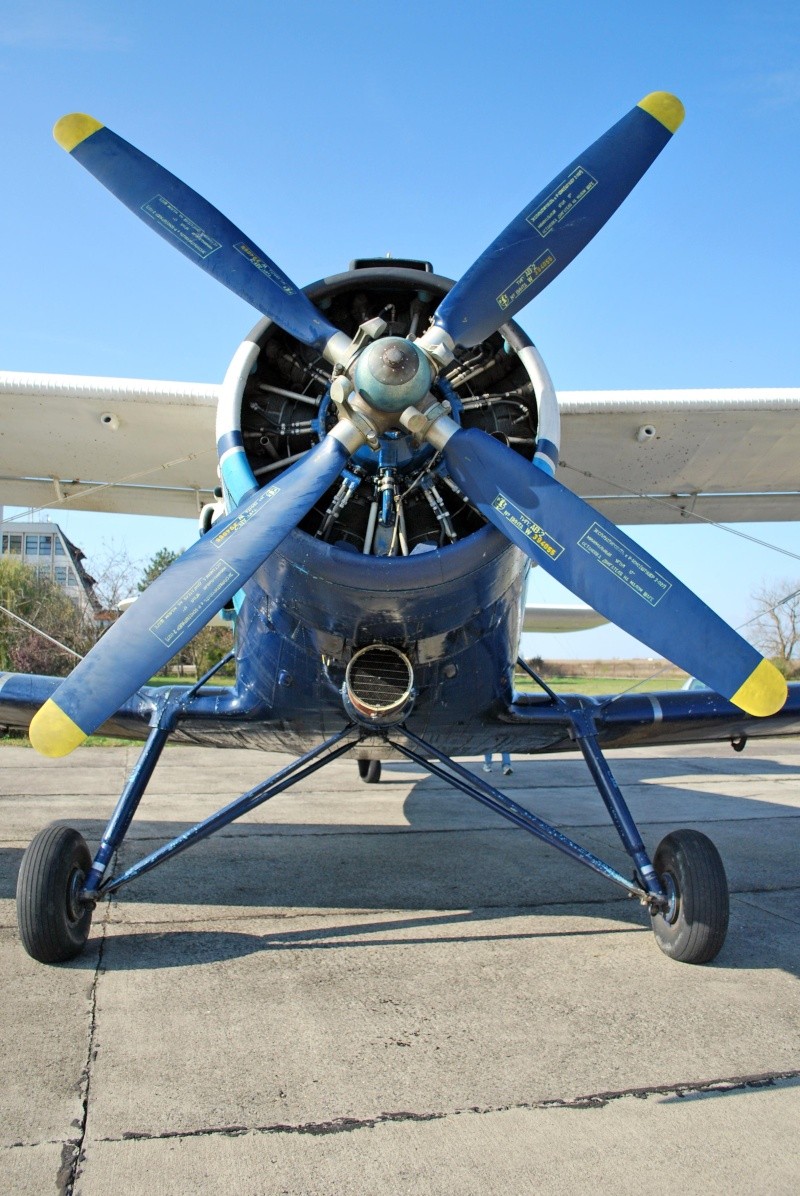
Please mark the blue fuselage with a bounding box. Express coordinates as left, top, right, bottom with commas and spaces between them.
229, 527, 529, 752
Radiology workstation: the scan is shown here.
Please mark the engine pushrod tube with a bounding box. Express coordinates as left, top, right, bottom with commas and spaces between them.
390, 729, 646, 898
92, 727, 357, 897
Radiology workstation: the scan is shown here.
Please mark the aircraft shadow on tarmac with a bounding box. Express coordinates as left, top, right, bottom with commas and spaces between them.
2, 756, 798, 975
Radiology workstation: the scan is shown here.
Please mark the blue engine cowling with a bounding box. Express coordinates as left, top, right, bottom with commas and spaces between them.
214, 264, 551, 744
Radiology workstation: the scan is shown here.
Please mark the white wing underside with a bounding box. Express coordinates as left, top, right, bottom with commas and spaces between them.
0, 372, 219, 517
522, 603, 608, 633
558, 386, 800, 524
1, 372, 798, 524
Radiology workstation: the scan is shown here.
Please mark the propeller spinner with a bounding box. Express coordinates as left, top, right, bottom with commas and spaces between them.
353, 337, 433, 412
30, 92, 787, 757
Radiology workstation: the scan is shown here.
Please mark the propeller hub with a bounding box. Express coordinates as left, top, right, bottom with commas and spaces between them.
353, 336, 433, 413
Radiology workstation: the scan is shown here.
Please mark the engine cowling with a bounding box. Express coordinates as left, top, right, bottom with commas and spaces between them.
215, 262, 555, 556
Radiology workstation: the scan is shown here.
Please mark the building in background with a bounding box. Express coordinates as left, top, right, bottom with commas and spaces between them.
0, 519, 101, 614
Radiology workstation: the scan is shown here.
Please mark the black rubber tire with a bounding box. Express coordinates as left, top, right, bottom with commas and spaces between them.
650, 829, 729, 964
16, 825, 93, 963
357, 759, 381, 783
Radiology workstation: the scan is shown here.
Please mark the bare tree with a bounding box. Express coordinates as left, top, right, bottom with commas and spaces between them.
749, 579, 800, 676
87, 540, 143, 611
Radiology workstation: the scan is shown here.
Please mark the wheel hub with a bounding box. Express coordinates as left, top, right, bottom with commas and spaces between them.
658, 871, 679, 923
67, 865, 88, 923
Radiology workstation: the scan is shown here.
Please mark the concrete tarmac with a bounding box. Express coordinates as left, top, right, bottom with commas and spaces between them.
1, 737, 798, 1194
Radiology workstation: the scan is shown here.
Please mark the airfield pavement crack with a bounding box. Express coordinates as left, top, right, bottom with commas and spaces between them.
59, 893, 112, 1196
735, 891, 800, 925
94, 1068, 800, 1145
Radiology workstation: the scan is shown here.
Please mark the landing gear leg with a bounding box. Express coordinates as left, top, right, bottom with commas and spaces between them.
388, 703, 730, 964
17, 662, 363, 963
568, 706, 729, 962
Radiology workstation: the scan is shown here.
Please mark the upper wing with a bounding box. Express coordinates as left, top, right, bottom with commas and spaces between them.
0, 371, 219, 518
558, 387, 800, 524
2, 375, 798, 524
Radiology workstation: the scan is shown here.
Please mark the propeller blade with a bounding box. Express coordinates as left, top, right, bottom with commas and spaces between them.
53, 114, 348, 359
440, 427, 786, 717
29, 429, 361, 758
428, 93, 684, 349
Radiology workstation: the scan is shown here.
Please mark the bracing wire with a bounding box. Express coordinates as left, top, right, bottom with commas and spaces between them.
548, 460, 800, 706
0, 603, 83, 660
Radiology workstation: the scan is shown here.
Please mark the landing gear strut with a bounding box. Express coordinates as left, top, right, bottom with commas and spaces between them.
379, 689, 731, 964
16, 686, 730, 965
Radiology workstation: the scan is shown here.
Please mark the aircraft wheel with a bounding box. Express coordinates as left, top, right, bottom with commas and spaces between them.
649, 829, 729, 964
357, 759, 381, 783
16, 826, 94, 963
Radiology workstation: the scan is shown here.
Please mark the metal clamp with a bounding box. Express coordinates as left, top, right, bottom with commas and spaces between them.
399, 400, 453, 446
329, 375, 381, 450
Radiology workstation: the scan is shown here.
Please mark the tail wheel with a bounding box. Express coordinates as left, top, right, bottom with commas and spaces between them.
357, 759, 382, 784
16, 825, 94, 963
650, 829, 729, 964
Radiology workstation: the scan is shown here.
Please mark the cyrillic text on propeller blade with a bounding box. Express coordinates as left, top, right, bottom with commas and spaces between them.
496, 251, 556, 310
232, 243, 296, 294
141, 196, 221, 258
149, 559, 240, 648
577, 523, 672, 606
210, 485, 281, 548
526, 166, 598, 238
491, 495, 564, 559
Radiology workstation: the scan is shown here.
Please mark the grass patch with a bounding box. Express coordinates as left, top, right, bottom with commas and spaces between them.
514, 674, 687, 695
0, 730, 145, 748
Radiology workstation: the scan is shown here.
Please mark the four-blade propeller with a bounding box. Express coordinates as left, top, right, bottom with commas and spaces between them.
30, 93, 787, 757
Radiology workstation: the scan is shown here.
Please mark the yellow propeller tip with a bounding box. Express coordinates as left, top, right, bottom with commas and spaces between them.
638, 92, 685, 134
29, 699, 87, 758
53, 113, 104, 152
730, 659, 788, 718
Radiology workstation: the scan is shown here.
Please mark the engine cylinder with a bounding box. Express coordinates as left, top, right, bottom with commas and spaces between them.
225, 265, 544, 556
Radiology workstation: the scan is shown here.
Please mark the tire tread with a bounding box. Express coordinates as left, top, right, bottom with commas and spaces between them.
16, 825, 93, 964
650, 829, 729, 965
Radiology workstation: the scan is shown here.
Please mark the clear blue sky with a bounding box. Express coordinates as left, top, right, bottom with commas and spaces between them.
1, 0, 798, 658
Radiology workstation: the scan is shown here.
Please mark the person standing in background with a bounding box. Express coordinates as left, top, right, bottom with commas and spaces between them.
483, 751, 513, 775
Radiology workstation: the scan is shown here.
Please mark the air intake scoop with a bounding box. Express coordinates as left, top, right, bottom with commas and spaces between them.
344, 645, 415, 724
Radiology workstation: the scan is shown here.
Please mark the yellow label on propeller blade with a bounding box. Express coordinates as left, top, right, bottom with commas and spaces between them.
730, 659, 788, 717
29, 699, 87, 757
53, 114, 104, 152
638, 93, 685, 134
